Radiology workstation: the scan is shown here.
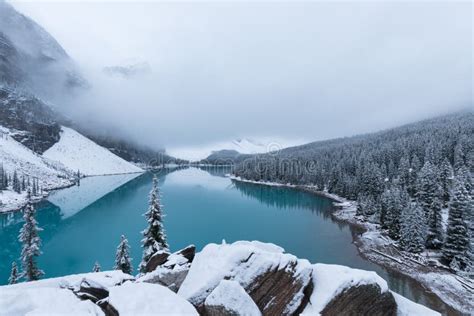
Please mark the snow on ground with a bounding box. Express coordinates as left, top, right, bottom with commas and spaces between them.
0, 271, 133, 316
302, 263, 388, 315
392, 291, 441, 316
0, 127, 73, 212
167, 137, 307, 161
47, 173, 141, 218
43, 126, 143, 176
204, 280, 261, 316
108, 282, 198, 316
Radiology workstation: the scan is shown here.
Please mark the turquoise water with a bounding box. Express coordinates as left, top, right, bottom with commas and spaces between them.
0, 167, 453, 314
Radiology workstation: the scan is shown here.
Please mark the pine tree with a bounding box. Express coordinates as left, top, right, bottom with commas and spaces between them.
19, 193, 44, 281
439, 158, 454, 206
12, 170, 21, 193
400, 202, 427, 253
114, 235, 133, 274
442, 177, 471, 269
92, 261, 101, 272
8, 262, 18, 285
426, 194, 443, 249
139, 177, 168, 272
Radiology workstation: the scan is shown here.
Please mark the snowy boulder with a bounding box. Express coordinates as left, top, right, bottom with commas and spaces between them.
178, 241, 313, 315
74, 278, 110, 303
108, 282, 199, 315
139, 245, 196, 292
302, 264, 396, 316
204, 280, 262, 316
144, 250, 170, 273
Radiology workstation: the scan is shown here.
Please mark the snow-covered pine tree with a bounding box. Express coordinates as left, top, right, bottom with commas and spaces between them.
19, 192, 44, 281
114, 235, 133, 274
139, 176, 169, 272
439, 158, 454, 207
426, 194, 443, 249
21, 175, 26, 191
12, 170, 21, 193
400, 202, 427, 253
92, 261, 101, 272
442, 177, 471, 269
453, 142, 465, 172
8, 262, 18, 285
398, 155, 410, 188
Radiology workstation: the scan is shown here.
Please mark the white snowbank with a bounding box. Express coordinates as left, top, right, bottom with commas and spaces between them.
47, 173, 140, 218
43, 127, 143, 176
108, 282, 198, 316
205, 280, 261, 316
0, 271, 133, 316
302, 263, 388, 315
392, 291, 441, 316
0, 287, 103, 316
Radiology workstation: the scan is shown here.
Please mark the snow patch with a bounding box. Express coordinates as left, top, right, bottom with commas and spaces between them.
392, 291, 441, 316
302, 263, 388, 315
43, 126, 143, 176
205, 280, 261, 316
108, 282, 198, 316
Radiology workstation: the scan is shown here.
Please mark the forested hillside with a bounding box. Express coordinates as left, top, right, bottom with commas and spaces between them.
234, 111, 473, 272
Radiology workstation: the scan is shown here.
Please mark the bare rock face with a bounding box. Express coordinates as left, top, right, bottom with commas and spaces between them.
204, 280, 262, 316
178, 241, 313, 316
321, 284, 397, 316
144, 250, 170, 273
73, 278, 119, 316
140, 245, 196, 292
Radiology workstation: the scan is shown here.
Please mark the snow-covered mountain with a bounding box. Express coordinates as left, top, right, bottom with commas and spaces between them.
43, 127, 143, 176
0, 1, 85, 100
0, 126, 73, 212
167, 138, 306, 162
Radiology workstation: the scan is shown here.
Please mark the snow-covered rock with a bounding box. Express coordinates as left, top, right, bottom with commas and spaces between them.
178, 241, 313, 315
43, 126, 143, 176
0, 271, 133, 316
204, 280, 262, 316
138, 245, 195, 292
108, 282, 198, 316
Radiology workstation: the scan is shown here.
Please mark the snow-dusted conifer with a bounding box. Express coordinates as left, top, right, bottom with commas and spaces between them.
400, 202, 427, 253
12, 170, 21, 193
19, 191, 44, 281
442, 177, 471, 269
139, 176, 168, 272
92, 261, 101, 272
439, 158, 454, 206
114, 235, 132, 274
8, 262, 18, 285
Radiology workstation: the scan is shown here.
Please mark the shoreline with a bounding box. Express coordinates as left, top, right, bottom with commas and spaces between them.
0, 171, 146, 214
228, 175, 472, 315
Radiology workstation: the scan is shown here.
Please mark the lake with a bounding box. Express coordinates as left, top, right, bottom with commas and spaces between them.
0, 167, 455, 314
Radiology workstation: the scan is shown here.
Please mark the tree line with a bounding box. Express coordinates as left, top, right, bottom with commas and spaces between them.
234, 112, 473, 273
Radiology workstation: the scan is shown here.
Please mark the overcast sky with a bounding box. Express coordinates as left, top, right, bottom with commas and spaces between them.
10, 1, 473, 152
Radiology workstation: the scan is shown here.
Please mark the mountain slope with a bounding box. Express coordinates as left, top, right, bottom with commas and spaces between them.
43, 127, 143, 176
0, 126, 73, 211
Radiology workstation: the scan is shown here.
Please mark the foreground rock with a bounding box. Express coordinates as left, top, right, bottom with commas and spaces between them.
139, 245, 195, 292
178, 241, 314, 315
0, 242, 441, 316
204, 280, 261, 316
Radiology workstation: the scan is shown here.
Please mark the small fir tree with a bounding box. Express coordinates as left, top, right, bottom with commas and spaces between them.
19, 192, 44, 281
8, 262, 18, 285
114, 235, 133, 274
92, 261, 101, 272
442, 177, 471, 269
139, 177, 168, 272
400, 202, 427, 253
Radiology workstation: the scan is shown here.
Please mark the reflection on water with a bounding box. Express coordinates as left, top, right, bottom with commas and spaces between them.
0, 167, 456, 314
